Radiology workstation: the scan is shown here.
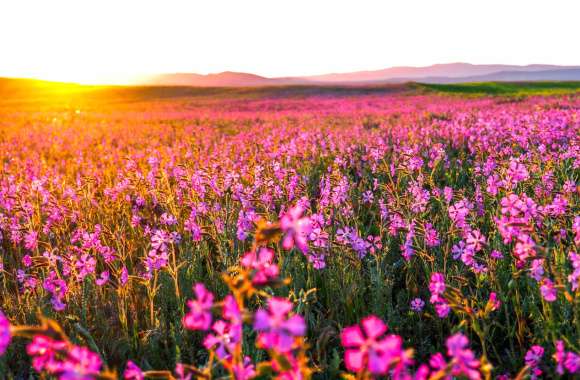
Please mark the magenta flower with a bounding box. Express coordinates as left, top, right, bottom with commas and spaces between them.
554, 340, 580, 375
539, 279, 557, 302
95, 270, 110, 286
429, 352, 447, 370
124, 360, 145, 380
60, 345, 103, 379
529, 259, 545, 282
446, 333, 481, 380
204, 295, 242, 360
506, 159, 529, 184
24, 230, 39, 251
487, 292, 501, 311
280, 205, 312, 253
175, 363, 193, 380
423, 223, 440, 247
525, 345, 544, 379
232, 356, 256, 380
429, 273, 446, 301
555, 341, 567, 375
0, 310, 11, 355
26, 335, 68, 373
183, 283, 214, 331
254, 297, 305, 352
240, 247, 279, 285
341, 315, 407, 375
435, 303, 451, 318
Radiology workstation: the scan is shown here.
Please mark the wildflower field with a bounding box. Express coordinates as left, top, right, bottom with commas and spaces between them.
0, 82, 579, 379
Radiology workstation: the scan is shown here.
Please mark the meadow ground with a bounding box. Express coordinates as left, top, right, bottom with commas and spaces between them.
0, 80, 578, 379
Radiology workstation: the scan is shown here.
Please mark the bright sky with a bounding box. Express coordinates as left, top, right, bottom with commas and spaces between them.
1, 0, 579, 84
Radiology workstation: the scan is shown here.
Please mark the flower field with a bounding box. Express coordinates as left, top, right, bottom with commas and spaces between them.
0, 87, 579, 379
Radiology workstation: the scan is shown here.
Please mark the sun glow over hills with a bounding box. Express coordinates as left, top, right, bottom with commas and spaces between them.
2, 0, 580, 85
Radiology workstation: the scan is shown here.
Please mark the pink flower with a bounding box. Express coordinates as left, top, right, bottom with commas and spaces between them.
506, 159, 529, 184
24, 230, 39, 251
529, 259, 545, 281
465, 230, 486, 252
514, 234, 536, 263
26, 335, 68, 373
204, 295, 242, 360
0, 310, 11, 355
183, 283, 214, 331
424, 223, 440, 247
280, 205, 312, 253
435, 303, 451, 318
446, 333, 481, 380
203, 320, 242, 360
124, 360, 144, 380
429, 273, 450, 318
501, 194, 524, 217
95, 271, 109, 286
429, 273, 446, 299
240, 247, 279, 285
175, 363, 193, 380
341, 315, 408, 375
254, 297, 305, 352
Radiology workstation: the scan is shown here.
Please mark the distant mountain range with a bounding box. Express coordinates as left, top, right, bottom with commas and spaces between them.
144, 63, 580, 87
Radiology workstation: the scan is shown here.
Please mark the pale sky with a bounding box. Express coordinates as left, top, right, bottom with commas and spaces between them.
1, 0, 579, 84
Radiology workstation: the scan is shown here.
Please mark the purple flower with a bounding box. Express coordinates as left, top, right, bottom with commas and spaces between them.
410, 298, 425, 312
183, 283, 214, 331
254, 297, 305, 352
